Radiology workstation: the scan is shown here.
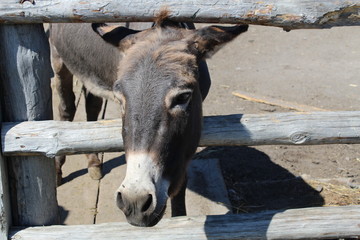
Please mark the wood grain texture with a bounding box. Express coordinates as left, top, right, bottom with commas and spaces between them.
0, 24, 58, 226
0, 105, 11, 240
9, 206, 360, 240
0, 0, 359, 29
2, 119, 123, 157
2, 111, 360, 157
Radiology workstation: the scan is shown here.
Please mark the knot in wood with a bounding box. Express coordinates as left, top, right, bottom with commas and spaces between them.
290, 131, 310, 144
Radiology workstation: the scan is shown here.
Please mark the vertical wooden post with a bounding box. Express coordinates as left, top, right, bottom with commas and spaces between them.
0, 106, 11, 240
0, 24, 59, 226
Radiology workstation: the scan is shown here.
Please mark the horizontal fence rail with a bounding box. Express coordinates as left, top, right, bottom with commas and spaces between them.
2, 111, 360, 158
9, 206, 360, 240
0, 0, 359, 30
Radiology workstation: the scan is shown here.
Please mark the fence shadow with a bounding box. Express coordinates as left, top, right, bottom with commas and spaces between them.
61, 154, 125, 184
102, 154, 126, 176
204, 210, 276, 239
61, 166, 87, 185
196, 145, 325, 239
193, 146, 324, 214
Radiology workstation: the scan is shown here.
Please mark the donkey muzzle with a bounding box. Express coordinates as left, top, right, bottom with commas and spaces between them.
116, 152, 169, 227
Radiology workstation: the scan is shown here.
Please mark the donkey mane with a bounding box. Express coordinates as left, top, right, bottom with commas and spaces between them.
154, 9, 179, 28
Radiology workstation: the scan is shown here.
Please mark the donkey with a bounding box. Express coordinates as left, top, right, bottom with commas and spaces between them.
50, 21, 212, 185
49, 11, 248, 226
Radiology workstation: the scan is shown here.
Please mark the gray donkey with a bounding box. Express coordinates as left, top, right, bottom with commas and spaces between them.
49, 10, 248, 226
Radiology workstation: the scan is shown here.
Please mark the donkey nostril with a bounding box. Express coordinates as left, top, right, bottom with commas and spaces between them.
116, 192, 125, 209
141, 194, 153, 213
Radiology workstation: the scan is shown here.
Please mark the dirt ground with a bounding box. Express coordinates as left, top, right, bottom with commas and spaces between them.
198, 24, 360, 213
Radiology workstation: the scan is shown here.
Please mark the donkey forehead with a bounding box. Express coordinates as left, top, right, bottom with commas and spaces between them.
116, 31, 198, 96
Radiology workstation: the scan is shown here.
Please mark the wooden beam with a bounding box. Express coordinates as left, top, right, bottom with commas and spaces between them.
2, 111, 360, 157
232, 91, 329, 112
0, 0, 359, 30
0, 24, 59, 226
2, 119, 123, 157
0, 95, 11, 240
9, 206, 360, 240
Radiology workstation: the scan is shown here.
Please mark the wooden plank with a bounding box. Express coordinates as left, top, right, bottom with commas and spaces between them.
0, 0, 359, 30
9, 206, 360, 240
2, 111, 360, 157
0, 101, 11, 240
0, 151, 10, 240
0, 24, 58, 226
0, 154, 10, 240
2, 119, 123, 157
200, 111, 360, 146
232, 90, 329, 112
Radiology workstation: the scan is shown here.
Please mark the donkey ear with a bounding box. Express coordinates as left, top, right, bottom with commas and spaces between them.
92, 23, 140, 50
190, 24, 248, 59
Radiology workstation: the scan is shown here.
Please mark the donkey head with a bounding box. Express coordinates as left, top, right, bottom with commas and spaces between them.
93, 13, 248, 227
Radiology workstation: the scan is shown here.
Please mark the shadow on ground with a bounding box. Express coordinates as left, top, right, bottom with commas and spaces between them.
61, 155, 125, 185
58, 206, 69, 225
197, 146, 325, 239
195, 146, 325, 213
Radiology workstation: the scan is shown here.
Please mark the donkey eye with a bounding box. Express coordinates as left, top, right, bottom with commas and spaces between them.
171, 91, 192, 109
176, 92, 191, 104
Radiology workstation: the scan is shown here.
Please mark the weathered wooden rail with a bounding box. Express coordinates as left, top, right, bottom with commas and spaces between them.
0, 0, 360, 239
9, 206, 360, 240
0, 0, 359, 30
2, 111, 360, 157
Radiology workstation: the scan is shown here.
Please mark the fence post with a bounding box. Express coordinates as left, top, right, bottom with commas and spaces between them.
0, 102, 11, 240
0, 24, 59, 226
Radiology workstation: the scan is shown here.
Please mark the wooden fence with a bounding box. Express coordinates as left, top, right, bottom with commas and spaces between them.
8, 206, 360, 240
1, 0, 360, 30
2, 111, 360, 157
0, 0, 359, 239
